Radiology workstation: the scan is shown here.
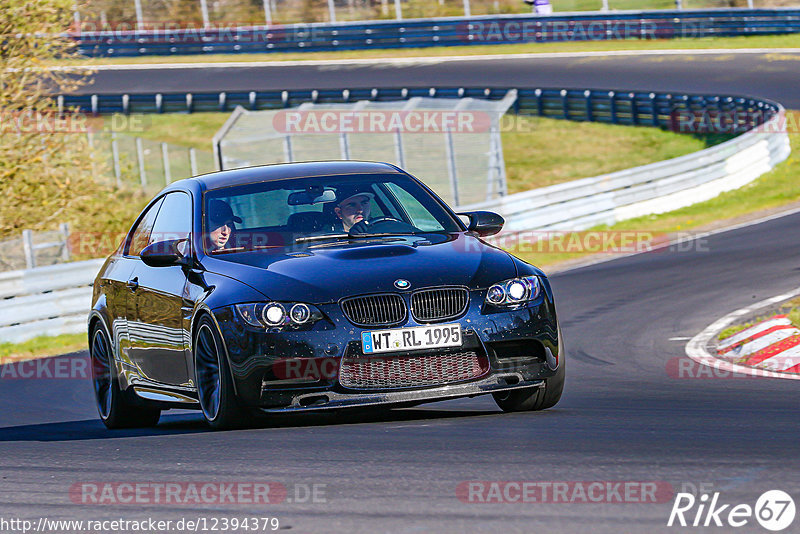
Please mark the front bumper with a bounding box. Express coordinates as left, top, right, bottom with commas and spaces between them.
257, 372, 544, 413
213, 287, 559, 410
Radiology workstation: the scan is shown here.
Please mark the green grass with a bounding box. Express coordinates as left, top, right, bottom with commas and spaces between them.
503, 110, 800, 269
502, 115, 720, 191
718, 297, 800, 341
0, 333, 87, 364
58, 33, 800, 67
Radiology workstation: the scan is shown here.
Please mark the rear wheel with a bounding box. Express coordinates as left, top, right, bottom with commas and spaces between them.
90, 324, 161, 429
493, 330, 565, 412
194, 316, 249, 430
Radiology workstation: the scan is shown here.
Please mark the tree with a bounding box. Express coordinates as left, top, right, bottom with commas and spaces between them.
0, 0, 146, 255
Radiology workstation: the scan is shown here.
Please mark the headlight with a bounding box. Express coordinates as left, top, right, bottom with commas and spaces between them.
485, 276, 541, 307
235, 302, 323, 329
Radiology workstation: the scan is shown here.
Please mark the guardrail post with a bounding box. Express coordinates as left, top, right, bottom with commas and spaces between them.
155, 93, 163, 113
219, 92, 227, 112
535, 89, 543, 116
91, 94, 98, 115
561, 89, 569, 120
186, 93, 194, 113
136, 137, 147, 188
584, 90, 593, 122
111, 132, 122, 187
22, 230, 35, 270
609, 91, 617, 124
463, 0, 471, 17
394, 0, 402, 20
122, 94, 130, 115
650, 93, 660, 127
629, 93, 639, 126
161, 142, 172, 184
59, 223, 71, 262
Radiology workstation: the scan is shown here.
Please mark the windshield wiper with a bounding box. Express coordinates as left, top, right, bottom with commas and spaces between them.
295, 232, 417, 244
294, 234, 349, 243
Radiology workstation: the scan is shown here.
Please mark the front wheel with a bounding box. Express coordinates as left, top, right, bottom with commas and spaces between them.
493, 331, 565, 412
194, 316, 249, 430
90, 324, 160, 429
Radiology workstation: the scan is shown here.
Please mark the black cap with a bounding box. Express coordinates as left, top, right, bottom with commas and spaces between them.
208, 199, 242, 228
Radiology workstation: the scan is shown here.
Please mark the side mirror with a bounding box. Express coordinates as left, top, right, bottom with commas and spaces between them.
140, 239, 188, 267
458, 211, 504, 237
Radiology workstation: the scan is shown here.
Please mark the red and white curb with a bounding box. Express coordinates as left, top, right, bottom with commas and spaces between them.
685, 286, 800, 380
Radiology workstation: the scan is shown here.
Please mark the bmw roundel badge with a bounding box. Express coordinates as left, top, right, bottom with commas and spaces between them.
394, 279, 411, 290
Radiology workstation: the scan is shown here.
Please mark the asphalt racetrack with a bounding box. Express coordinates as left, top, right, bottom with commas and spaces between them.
80, 51, 800, 109
2, 51, 799, 533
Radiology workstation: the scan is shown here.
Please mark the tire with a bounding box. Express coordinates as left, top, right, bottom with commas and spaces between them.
194, 315, 249, 430
493, 328, 565, 412
90, 324, 161, 429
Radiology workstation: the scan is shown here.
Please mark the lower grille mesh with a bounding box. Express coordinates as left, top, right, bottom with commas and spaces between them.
339, 351, 488, 389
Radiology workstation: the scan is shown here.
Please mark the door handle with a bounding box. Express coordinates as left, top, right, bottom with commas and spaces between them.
126, 277, 139, 291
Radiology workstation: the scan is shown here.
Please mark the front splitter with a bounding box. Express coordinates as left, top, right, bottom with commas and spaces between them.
257, 372, 544, 413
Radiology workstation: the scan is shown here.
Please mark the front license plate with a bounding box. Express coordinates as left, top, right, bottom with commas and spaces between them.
361, 324, 462, 354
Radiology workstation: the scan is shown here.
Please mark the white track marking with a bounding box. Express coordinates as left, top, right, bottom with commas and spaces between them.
685, 286, 800, 380
717, 316, 792, 350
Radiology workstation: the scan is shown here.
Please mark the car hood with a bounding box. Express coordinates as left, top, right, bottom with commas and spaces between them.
203, 233, 518, 303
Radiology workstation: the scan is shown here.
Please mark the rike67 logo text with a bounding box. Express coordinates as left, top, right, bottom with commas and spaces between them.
668, 490, 795, 531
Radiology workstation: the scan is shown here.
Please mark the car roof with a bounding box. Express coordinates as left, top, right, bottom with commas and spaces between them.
187, 161, 404, 191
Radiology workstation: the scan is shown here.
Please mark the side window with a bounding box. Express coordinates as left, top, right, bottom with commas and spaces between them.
150, 192, 193, 246
126, 197, 164, 256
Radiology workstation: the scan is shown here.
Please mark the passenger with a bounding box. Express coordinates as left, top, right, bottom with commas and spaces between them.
206, 199, 242, 251
334, 188, 375, 232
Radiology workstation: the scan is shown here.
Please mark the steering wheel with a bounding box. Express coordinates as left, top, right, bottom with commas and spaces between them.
368, 216, 402, 225
349, 216, 416, 235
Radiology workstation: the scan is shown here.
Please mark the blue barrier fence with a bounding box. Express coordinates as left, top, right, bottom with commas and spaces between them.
72, 9, 800, 57
59, 86, 780, 136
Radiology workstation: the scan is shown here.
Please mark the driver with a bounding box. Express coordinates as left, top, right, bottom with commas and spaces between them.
334, 188, 374, 232
206, 199, 242, 251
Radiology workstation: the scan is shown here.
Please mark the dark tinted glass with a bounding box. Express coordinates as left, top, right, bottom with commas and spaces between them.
126, 197, 164, 256
150, 192, 193, 245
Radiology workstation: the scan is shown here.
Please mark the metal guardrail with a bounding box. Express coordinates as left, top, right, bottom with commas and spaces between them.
70, 8, 800, 57
461, 109, 790, 232
0, 259, 104, 343
60, 86, 778, 138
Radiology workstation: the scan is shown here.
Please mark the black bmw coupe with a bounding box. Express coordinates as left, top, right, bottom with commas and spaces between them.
89, 161, 564, 429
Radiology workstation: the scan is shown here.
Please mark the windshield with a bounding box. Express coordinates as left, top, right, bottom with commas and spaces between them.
202, 173, 462, 255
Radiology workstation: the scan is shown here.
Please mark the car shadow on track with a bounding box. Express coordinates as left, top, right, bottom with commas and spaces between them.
0, 406, 517, 442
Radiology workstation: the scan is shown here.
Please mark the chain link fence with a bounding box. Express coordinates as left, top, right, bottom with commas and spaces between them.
72, 0, 773, 30
88, 132, 216, 193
